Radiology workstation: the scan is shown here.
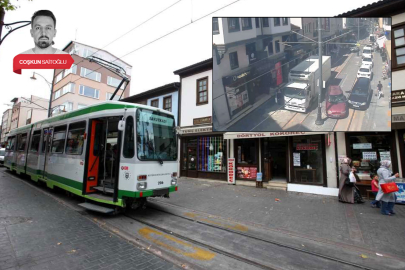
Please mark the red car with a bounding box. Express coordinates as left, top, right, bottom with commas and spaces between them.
326, 85, 348, 118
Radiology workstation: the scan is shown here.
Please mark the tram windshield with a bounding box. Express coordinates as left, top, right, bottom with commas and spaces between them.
136, 108, 177, 162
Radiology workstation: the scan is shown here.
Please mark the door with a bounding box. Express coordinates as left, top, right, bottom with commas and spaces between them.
187, 146, 198, 178
85, 120, 103, 193
42, 128, 53, 178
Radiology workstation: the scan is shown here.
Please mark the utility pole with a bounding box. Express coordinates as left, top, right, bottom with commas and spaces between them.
315, 17, 323, 125
358, 18, 360, 42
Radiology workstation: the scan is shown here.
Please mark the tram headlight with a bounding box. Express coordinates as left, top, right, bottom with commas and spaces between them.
137, 182, 147, 190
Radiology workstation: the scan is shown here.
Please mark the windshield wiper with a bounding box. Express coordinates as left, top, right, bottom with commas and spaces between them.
148, 142, 163, 165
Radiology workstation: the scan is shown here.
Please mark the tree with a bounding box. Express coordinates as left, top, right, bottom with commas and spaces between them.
1, 0, 32, 46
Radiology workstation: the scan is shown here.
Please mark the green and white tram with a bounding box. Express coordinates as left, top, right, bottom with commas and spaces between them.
4, 101, 178, 213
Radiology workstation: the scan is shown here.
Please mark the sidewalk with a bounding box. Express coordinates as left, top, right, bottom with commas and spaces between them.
0, 169, 180, 270
162, 177, 405, 258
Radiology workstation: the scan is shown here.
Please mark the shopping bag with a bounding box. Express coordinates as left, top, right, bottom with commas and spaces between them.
380, 182, 399, 194
349, 172, 356, 183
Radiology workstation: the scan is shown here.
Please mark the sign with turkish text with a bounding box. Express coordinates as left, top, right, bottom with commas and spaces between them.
223, 132, 328, 140
353, 143, 372, 149
178, 127, 212, 134
392, 90, 405, 103
362, 152, 377, 160
227, 158, 235, 184
380, 151, 391, 161
13, 54, 74, 74
393, 114, 405, 123
193, 116, 212, 126
293, 153, 300, 166
296, 144, 318, 150
237, 167, 257, 179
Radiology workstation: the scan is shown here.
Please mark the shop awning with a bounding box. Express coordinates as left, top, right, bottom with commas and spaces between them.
224, 131, 329, 140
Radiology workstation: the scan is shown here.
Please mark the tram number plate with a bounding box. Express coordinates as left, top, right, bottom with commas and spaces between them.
153, 188, 169, 196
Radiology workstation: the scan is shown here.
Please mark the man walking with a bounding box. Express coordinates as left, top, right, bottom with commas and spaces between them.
377, 81, 383, 99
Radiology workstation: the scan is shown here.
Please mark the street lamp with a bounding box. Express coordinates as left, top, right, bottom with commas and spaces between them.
315, 18, 324, 125
30, 72, 53, 117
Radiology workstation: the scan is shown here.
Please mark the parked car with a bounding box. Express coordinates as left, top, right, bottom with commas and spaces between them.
348, 77, 372, 109
362, 57, 373, 68
357, 64, 373, 79
0, 148, 5, 166
350, 46, 359, 52
362, 47, 373, 59
364, 44, 374, 52
326, 85, 348, 118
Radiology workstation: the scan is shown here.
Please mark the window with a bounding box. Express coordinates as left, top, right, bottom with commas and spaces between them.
64, 64, 77, 77
197, 136, 227, 172
107, 76, 125, 89
235, 139, 258, 179
58, 82, 75, 96
55, 72, 63, 83
255, 18, 260, 28
393, 25, 405, 69
241, 18, 252, 30
77, 104, 87, 109
282, 18, 288, 25
30, 130, 41, 153
80, 67, 101, 82
26, 110, 32, 125
151, 99, 159, 108
79, 85, 99, 99
163, 96, 172, 111
106, 92, 121, 101
123, 116, 134, 158
229, 51, 239, 70
264, 38, 273, 54
6, 136, 16, 151
275, 40, 280, 53
274, 18, 281, 26
17, 134, 27, 151
61, 102, 73, 112
54, 90, 61, 100
197, 77, 208, 105
262, 18, 269, 27
212, 18, 219, 35
51, 125, 67, 153
66, 122, 86, 155
228, 18, 240, 32
42, 129, 50, 153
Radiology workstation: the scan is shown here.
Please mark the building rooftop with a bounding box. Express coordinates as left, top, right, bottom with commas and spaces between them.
173, 58, 212, 78
337, 0, 404, 17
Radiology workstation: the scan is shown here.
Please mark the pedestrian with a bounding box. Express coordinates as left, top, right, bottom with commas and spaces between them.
370, 173, 381, 208
377, 81, 383, 99
352, 167, 365, 203
376, 160, 399, 216
338, 157, 357, 204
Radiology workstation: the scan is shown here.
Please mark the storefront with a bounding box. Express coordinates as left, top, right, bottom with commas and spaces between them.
224, 132, 336, 196
179, 125, 227, 180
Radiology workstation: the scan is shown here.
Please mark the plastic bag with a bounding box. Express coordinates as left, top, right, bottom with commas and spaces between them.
349, 172, 356, 183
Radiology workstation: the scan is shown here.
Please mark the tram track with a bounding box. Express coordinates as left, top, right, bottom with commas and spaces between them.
125, 199, 381, 270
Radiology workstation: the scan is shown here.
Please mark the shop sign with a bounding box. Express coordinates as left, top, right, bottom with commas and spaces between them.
362, 152, 377, 160
237, 167, 257, 179
396, 183, 405, 204
391, 91, 405, 103
227, 158, 235, 184
193, 116, 212, 126
224, 132, 328, 140
178, 127, 212, 134
380, 151, 391, 161
293, 153, 300, 166
353, 143, 372, 149
296, 144, 318, 150
393, 114, 405, 123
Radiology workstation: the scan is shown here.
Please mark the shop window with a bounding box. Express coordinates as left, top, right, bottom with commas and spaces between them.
241, 18, 252, 31
347, 134, 392, 179
212, 18, 220, 35
292, 135, 324, 185
262, 18, 269, 27
197, 136, 226, 173
229, 51, 239, 70
235, 139, 257, 180
393, 25, 405, 70
65, 122, 86, 155
228, 18, 240, 33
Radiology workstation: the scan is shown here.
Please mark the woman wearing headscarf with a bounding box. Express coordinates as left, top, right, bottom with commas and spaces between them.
338, 157, 355, 203
376, 160, 399, 216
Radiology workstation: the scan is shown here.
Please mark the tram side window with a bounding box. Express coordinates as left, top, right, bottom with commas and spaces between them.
17, 134, 27, 151
51, 125, 67, 153
66, 121, 86, 155
42, 129, 47, 153
123, 116, 134, 158
30, 131, 41, 153
6, 137, 16, 151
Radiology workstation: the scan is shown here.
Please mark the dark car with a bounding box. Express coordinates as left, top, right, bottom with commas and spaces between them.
348, 77, 372, 109
326, 85, 348, 118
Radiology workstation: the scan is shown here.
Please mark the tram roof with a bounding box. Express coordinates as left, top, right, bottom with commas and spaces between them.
6, 101, 174, 136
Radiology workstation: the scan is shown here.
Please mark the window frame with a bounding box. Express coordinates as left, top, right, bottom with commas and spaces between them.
79, 85, 100, 99
262, 18, 269, 27
163, 96, 172, 111
196, 76, 209, 106
107, 76, 125, 89
80, 67, 101, 82
106, 92, 121, 101
241, 18, 252, 31
229, 51, 239, 70
255, 18, 260, 28
212, 18, 220, 35
274, 18, 281, 27
65, 121, 86, 155
51, 125, 67, 154
123, 116, 135, 158
29, 130, 42, 153
393, 23, 405, 71
227, 18, 240, 33
17, 133, 27, 152
282, 18, 288, 26
150, 99, 159, 108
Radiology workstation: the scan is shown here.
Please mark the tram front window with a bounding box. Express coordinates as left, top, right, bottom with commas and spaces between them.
136, 109, 177, 161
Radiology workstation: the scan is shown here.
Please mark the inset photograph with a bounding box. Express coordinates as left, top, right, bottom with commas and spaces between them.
212, 17, 391, 132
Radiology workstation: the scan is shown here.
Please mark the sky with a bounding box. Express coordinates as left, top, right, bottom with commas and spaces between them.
0, 0, 378, 116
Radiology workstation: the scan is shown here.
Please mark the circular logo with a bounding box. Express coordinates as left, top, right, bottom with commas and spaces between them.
124, 172, 131, 180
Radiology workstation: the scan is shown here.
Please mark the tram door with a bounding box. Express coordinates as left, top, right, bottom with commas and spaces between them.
85, 120, 103, 193
42, 128, 53, 178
